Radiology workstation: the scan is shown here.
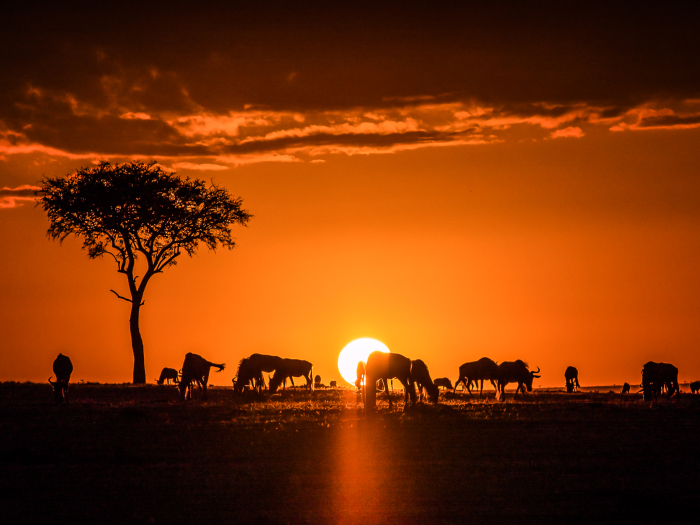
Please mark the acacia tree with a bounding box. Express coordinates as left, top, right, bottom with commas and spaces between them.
38, 161, 252, 384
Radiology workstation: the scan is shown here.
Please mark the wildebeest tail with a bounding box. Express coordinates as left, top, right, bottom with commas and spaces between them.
206, 360, 225, 372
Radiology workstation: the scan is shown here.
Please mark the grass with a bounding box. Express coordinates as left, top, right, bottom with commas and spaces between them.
2, 382, 699, 524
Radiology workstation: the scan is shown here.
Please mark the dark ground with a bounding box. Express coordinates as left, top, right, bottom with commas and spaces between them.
2, 383, 699, 524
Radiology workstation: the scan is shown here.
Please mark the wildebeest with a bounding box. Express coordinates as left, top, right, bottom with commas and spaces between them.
329, 380, 337, 388
454, 357, 499, 397
178, 353, 225, 400
495, 360, 540, 401
621, 382, 631, 394
156, 367, 180, 385
564, 366, 581, 393
411, 359, 439, 404
269, 358, 314, 392
233, 354, 284, 394
355, 361, 366, 390
641, 361, 679, 401
363, 351, 416, 411
314, 374, 322, 388
49, 353, 73, 403
434, 377, 454, 391
690, 381, 700, 394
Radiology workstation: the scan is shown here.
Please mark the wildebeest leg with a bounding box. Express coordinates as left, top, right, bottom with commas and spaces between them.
514, 383, 523, 399
479, 379, 484, 398
465, 379, 473, 397
496, 381, 506, 401
383, 377, 393, 409
406, 375, 417, 406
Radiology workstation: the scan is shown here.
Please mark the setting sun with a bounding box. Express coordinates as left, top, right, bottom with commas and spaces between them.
337, 338, 390, 385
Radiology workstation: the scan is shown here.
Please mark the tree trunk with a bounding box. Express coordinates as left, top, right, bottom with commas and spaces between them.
130, 300, 146, 384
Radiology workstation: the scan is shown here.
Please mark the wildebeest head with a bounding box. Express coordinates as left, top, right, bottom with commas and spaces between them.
425, 382, 440, 404
234, 358, 256, 394
523, 366, 541, 392
48, 376, 68, 402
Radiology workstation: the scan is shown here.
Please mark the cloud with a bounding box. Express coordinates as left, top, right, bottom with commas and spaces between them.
551, 127, 584, 138
1, 88, 699, 169
171, 162, 229, 171
120, 112, 152, 120
609, 102, 700, 132
0, 185, 41, 209
0, 2, 697, 170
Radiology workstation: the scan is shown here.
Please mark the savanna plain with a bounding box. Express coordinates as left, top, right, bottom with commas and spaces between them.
2, 383, 699, 524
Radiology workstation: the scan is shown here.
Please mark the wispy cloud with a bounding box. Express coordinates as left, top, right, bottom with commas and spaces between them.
0, 185, 41, 209
171, 162, 229, 171
609, 101, 700, 132
2, 90, 699, 170
551, 126, 584, 139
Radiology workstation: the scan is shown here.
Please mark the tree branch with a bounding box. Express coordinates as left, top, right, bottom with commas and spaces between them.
110, 289, 133, 303
110, 289, 145, 306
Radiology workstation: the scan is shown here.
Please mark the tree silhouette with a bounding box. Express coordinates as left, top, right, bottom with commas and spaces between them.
38, 161, 251, 384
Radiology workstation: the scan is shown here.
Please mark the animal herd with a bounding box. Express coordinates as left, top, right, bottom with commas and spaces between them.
47, 351, 697, 410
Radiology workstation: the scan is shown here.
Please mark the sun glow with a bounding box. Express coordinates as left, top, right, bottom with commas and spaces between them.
337, 338, 390, 385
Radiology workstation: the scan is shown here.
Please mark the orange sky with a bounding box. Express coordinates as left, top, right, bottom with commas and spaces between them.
2, 3, 700, 387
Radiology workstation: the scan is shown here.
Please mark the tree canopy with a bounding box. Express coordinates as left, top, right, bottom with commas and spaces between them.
39, 161, 252, 383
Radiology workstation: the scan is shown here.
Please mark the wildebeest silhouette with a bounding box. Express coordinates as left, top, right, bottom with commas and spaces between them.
455, 357, 499, 397
434, 377, 454, 391
355, 361, 366, 389
564, 366, 581, 393
269, 358, 314, 392
495, 360, 540, 401
411, 359, 439, 404
690, 381, 700, 394
329, 380, 337, 387
621, 382, 631, 394
641, 361, 679, 401
49, 353, 73, 403
156, 367, 179, 385
178, 353, 225, 400
314, 374, 322, 388
234, 354, 284, 394
363, 351, 416, 412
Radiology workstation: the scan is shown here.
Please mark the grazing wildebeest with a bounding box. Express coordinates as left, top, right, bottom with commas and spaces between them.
495, 360, 540, 401
454, 357, 499, 397
156, 367, 180, 385
233, 354, 284, 394
49, 353, 73, 403
329, 380, 337, 388
641, 361, 679, 401
269, 358, 314, 392
178, 353, 225, 400
564, 366, 581, 393
690, 381, 700, 394
364, 351, 416, 412
314, 374, 322, 388
434, 377, 454, 391
621, 382, 631, 394
411, 359, 439, 404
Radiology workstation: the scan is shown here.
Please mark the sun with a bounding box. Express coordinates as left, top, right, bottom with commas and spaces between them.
338, 338, 390, 385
